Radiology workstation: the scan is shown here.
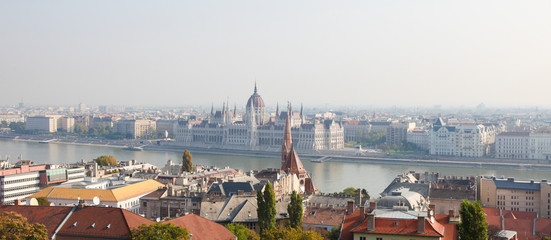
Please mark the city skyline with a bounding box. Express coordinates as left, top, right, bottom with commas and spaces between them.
1, 1, 550, 108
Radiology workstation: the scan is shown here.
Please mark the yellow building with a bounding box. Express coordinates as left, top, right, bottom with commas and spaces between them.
479, 177, 551, 218
27, 179, 165, 214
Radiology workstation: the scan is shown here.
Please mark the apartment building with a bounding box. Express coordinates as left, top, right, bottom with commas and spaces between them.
0, 165, 86, 204
479, 177, 551, 219
495, 132, 530, 159
430, 118, 496, 157
113, 119, 156, 139
26, 116, 57, 132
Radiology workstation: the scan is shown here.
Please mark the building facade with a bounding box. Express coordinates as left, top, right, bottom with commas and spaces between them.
0, 165, 85, 204
26, 116, 56, 132
495, 132, 530, 160
430, 118, 497, 157
174, 86, 344, 152
114, 119, 156, 139
479, 177, 551, 219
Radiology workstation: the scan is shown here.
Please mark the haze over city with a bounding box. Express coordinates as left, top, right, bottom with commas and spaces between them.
1, 1, 550, 108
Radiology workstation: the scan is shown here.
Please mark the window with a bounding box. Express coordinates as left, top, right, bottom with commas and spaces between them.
376, 238, 383, 240
360, 237, 366, 240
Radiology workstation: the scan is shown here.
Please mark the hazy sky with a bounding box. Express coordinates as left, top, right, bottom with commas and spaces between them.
1, 1, 550, 108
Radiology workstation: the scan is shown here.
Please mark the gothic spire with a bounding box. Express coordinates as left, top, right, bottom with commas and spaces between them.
254, 82, 257, 94
281, 102, 293, 168
211, 103, 214, 116
276, 102, 280, 117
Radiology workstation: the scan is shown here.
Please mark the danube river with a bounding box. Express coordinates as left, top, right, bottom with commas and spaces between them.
1, 140, 549, 197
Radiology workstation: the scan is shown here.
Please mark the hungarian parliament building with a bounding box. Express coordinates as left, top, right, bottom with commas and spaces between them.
174, 85, 344, 152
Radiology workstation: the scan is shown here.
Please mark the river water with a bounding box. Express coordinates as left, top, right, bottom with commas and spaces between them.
1, 140, 549, 197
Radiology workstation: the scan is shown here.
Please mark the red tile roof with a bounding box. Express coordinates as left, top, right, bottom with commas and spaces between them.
167, 214, 236, 240
484, 207, 551, 240
341, 210, 452, 240
0, 205, 73, 238
435, 214, 458, 240
56, 206, 153, 240
350, 217, 444, 237
340, 211, 362, 240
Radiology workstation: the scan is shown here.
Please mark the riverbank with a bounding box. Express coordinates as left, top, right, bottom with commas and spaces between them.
3, 134, 551, 171
145, 144, 551, 171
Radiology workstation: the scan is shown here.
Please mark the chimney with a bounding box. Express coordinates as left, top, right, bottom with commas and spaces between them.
346, 201, 354, 215
417, 216, 425, 234
366, 213, 375, 231
369, 201, 377, 211
237, 190, 244, 195
14, 199, 21, 206
359, 206, 365, 222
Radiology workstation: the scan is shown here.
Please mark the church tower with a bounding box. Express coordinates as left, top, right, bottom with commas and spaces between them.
281, 103, 293, 168
280, 103, 317, 194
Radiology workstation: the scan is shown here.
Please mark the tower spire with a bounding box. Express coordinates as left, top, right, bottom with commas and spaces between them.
254, 82, 257, 94
281, 102, 293, 168
211, 103, 214, 116
276, 102, 280, 117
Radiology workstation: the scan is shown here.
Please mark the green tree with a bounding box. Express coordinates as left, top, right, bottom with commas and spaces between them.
36, 197, 51, 206
342, 187, 357, 196
0, 211, 48, 240
131, 222, 189, 240
338, 187, 369, 199
456, 199, 488, 240
326, 225, 341, 240
8, 122, 26, 133
257, 181, 277, 233
181, 150, 193, 172
287, 190, 303, 229
1, 120, 8, 128
261, 227, 323, 240
225, 223, 259, 240
74, 124, 88, 134
94, 155, 118, 166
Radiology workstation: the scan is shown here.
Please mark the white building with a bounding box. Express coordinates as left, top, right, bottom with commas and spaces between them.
407, 128, 430, 150
113, 119, 156, 139
174, 86, 344, 152
529, 132, 551, 161
430, 118, 496, 157
495, 132, 530, 160
27, 179, 165, 214
57, 117, 75, 133
26, 116, 57, 132
0, 165, 85, 204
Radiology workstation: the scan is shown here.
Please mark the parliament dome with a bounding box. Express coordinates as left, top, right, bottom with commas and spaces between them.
246, 84, 265, 109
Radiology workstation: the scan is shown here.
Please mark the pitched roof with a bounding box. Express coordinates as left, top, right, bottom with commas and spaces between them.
350, 217, 444, 237
0, 205, 73, 238
282, 146, 306, 175
0, 205, 154, 240
435, 214, 458, 240
30, 179, 165, 202
56, 206, 153, 239
303, 206, 346, 227
167, 214, 237, 240
340, 210, 451, 240
207, 182, 254, 197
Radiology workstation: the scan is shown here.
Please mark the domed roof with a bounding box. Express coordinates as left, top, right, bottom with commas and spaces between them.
246, 84, 265, 108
